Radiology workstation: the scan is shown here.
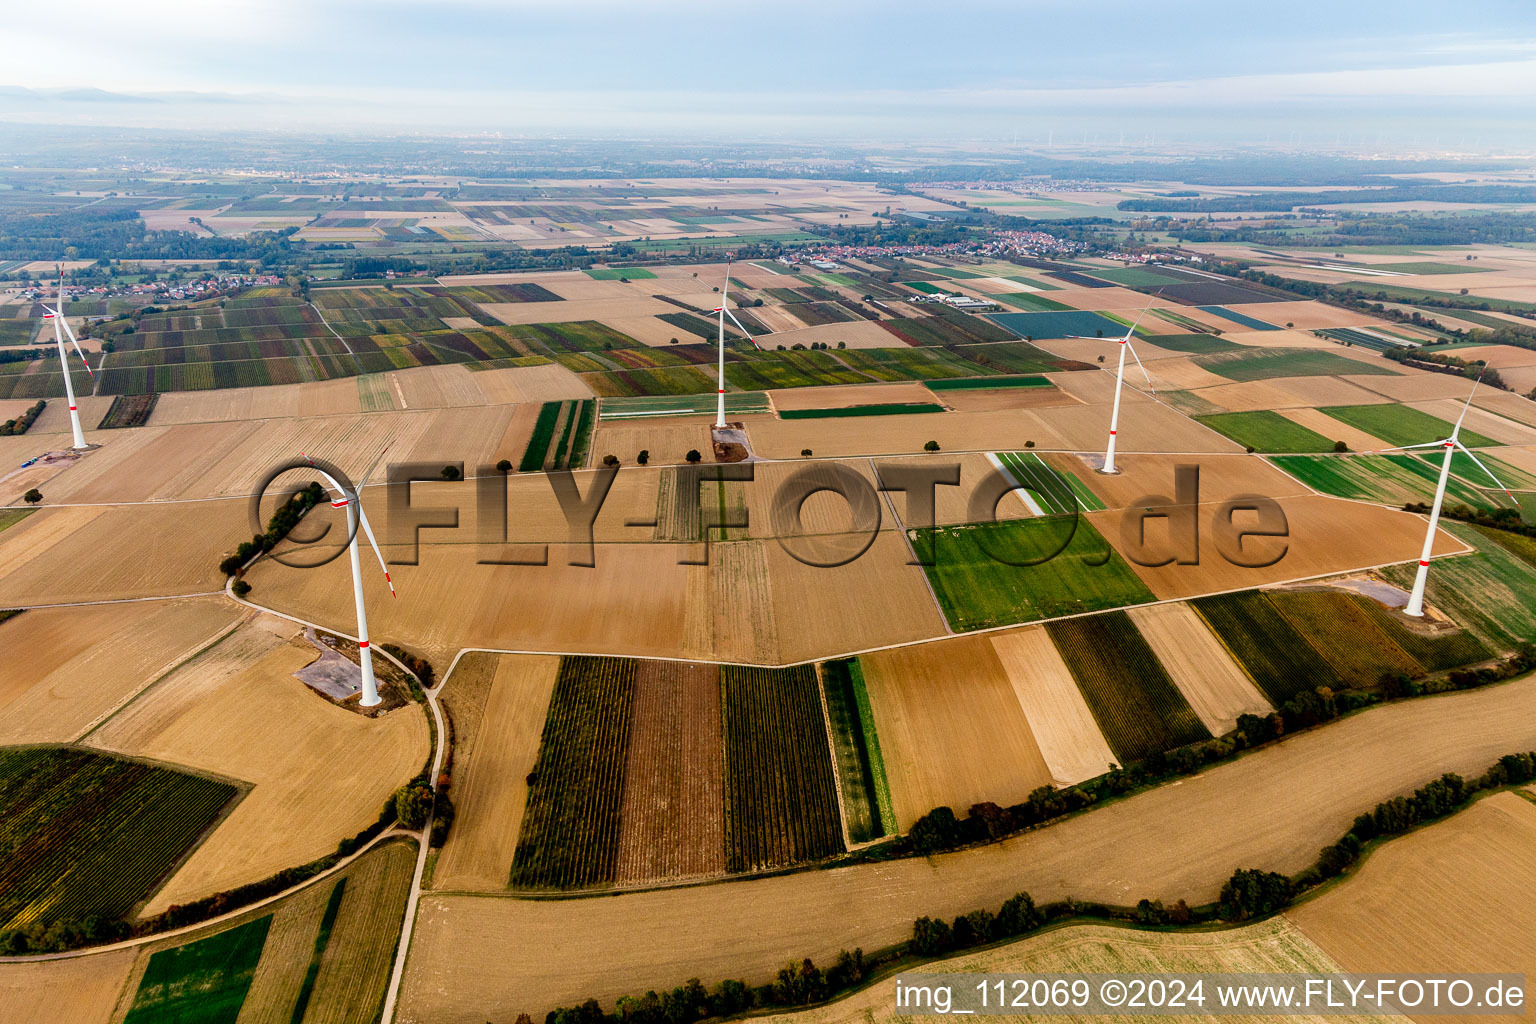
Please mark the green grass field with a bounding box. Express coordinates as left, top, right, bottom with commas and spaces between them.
1047, 612, 1211, 763
1194, 410, 1339, 453
1269, 453, 1505, 510
915, 516, 1154, 631
995, 451, 1107, 513
123, 915, 272, 1024
1320, 404, 1500, 449
597, 391, 769, 419
584, 267, 657, 280
1194, 348, 1399, 382
778, 402, 945, 419
0, 508, 36, 533
1343, 282, 1536, 313
1265, 591, 1423, 688
1380, 523, 1536, 649
0, 747, 240, 931
1144, 333, 1243, 354
990, 292, 1076, 312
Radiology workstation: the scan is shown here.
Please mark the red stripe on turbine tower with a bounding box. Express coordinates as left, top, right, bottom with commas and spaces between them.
358, 640, 369, 649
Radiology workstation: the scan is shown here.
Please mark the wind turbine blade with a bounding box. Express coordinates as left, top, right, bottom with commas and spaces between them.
1123, 338, 1156, 395
1124, 300, 1156, 339
1453, 440, 1515, 499
723, 307, 761, 349
355, 502, 396, 596
1451, 370, 1484, 437
1361, 441, 1445, 455
56, 314, 95, 378
356, 442, 395, 492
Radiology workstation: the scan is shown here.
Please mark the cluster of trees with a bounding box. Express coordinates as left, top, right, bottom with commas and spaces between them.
0, 914, 129, 955
911, 892, 1045, 956
0, 399, 45, 436
1381, 345, 1508, 389
1120, 184, 1536, 214
218, 481, 325, 577
1410, 499, 1536, 541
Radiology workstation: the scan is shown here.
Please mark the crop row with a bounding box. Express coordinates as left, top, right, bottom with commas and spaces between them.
720, 665, 844, 872
510, 656, 637, 889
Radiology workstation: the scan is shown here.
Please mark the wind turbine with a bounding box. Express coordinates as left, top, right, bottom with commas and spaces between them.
299, 451, 396, 707
1365, 373, 1513, 618
1067, 303, 1156, 474
40, 267, 95, 450
709, 257, 761, 429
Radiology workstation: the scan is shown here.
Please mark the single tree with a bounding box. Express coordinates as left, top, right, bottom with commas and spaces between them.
800, 448, 813, 458
23, 488, 42, 504
923, 440, 941, 452
440, 465, 461, 481
1024, 440, 1035, 449
601, 454, 620, 467
1333, 440, 1349, 453
232, 580, 252, 598
496, 459, 512, 473
685, 449, 702, 464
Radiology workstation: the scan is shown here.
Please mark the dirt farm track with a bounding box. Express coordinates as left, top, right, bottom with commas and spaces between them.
398, 673, 1536, 1021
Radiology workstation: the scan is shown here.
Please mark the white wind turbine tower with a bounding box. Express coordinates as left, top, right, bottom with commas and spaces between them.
299, 452, 396, 707
709, 258, 762, 429
40, 266, 95, 450
1366, 373, 1513, 618
1068, 303, 1156, 474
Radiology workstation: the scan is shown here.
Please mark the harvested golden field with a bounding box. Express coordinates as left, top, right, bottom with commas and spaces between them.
0, 945, 138, 1024
1098, 495, 1465, 601
472, 363, 593, 404
681, 542, 780, 665
756, 919, 1377, 1024
765, 530, 946, 663
0, 597, 243, 744
1279, 407, 1389, 451
390, 364, 495, 410
1410, 399, 1536, 447
1035, 284, 1156, 311
989, 626, 1117, 786
1063, 451, 1307, 512
769, 382, 936, 411
1443, 343, 1536, 371
397, 674, 1536, 1019
597, 315, 690, 347
0, 500, 235, 607
28, 395, 115, 436
1269, 374, 1399, 406
1143, 358, 1241, 391
859, 635, 1054, 829
615, 659, 727, 884
936, 386, 1081, 414
1289, 792, 1536, 1016
247, 535, 692, 666
590, 417, 716, 467
1236, 300, 1387, 330
1474, 390, 1536, 428
399, 405, 517, 470
760, 320, 906, 350
434, 653, 560, 892
1191, 380, 1316, 412
1127, 602, 1270, 735
300, 839, 417, 1024
234, 870, 335, 1024
87, 619, 429, 915
740, 458, 883, 539
742, 394, 1225, 460
1346, 371, 1475, 402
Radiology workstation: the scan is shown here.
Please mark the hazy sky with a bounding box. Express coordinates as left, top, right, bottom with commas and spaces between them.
5, 0, 1536, 146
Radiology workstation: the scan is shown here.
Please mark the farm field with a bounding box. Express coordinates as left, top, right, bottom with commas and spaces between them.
914, 516, 1156, 631
755, 919, 1371, 1024
989, 627, 1118, 786
1192, 591, 1343, 705
1289, 792, 1536, 993
1271, 453, 1507, 510
511, 655, 636, 890
1321, 402, 1500, 448
857, 637, 1054, 830
1045, 612, 1211, 763
0, 598, 243, 744
1381, 524, 1536, 649
1194, 409, 1339, 453
1095, 493, 1463, 601
1267, 589, 1486, 687
720, 664, 844, 872
87, 615, 428, 914
818, 658, 892, 843
397, 673, 1536, 1018
1195, 348, 1398, 382
433, 653, 560, 892
0, 746, 239, 932
1126, 602, 1270, 735
0, 945, 138, 1024
121, 914, 272, 1023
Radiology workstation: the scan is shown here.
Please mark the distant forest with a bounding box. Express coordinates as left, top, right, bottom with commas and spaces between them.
1120, 184, 1536, 212
0, 208, 298, 262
